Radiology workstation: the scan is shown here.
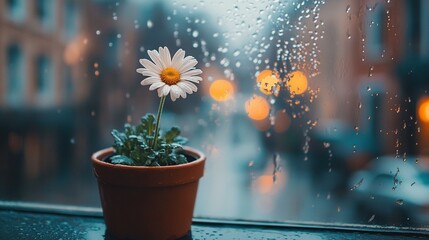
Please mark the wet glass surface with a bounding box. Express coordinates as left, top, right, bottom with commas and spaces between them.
1, 0, 429, 230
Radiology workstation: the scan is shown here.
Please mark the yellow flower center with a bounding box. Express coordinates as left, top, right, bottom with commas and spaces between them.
160, 67, 181, 85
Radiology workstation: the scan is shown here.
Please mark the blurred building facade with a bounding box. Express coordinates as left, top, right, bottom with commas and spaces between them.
0, 0, 92, 199
314, 0, 429, 158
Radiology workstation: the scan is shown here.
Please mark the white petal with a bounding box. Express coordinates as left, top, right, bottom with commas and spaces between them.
181, 81, 198, 92
170, 85, 183, 101
170, 91, 178, 101
178, 58, 198, 73
181, 76, 202, 83
157, 87, 163, 97
140, 77, 161, 86
136, 68, 145, 74
171, 49, 185, 69
160, 47, 172, 67
179, 90, 187, 98
162, 85, 171, 96
140, 69, 159, 77
177, 81, 193, 94
181, 69, 202, 78
140, 59, 161, 74
148, 50, 165, 69
149, 81, 165, 91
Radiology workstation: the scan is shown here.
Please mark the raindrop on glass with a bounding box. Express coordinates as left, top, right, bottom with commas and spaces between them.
368, 66, 374, 77
147, 20, 153, 28
346, 5, 351, 13
192, 30, 199, 38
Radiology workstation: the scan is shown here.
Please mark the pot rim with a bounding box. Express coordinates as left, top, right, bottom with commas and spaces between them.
91, 146, 206, 170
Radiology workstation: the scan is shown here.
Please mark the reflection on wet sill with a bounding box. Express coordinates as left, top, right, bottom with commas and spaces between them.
0, 201, 428, 240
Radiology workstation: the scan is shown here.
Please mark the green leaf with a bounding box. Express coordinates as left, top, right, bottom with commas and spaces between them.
110, 155, 134, 165
177, 154, 188, 164
111, 129, 124, 145
108, 115, 190, 166
140, 114, 156, 136
165, 127, 181, 143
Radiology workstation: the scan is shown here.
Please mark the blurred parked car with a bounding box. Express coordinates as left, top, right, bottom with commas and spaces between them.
349, 156, 429, 225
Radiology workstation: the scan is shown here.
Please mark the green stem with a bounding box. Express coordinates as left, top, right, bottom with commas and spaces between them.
152, 96, 166, 149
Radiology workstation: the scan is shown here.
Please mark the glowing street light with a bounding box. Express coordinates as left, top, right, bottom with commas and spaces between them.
286, 70, 308, 95
245, 95, 270, 120
418, 97, 429, 122
209, 79, 234, 102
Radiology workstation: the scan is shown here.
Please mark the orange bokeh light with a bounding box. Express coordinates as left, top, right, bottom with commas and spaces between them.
256, 69, 279, 83
64, 42, 80, 65
259, 76, 280, 96
286, 70, 308, 95
209, 79, 234, 102
418, 97, 429, 122
245, 95, 270, 120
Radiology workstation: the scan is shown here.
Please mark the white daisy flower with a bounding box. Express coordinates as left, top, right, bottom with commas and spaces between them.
136, 47, 203, 101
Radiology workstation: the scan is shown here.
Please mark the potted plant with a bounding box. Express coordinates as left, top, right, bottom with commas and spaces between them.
91, 47, 206, 240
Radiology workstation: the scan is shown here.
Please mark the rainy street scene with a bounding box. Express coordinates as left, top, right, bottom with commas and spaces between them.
1, 0, 429, 235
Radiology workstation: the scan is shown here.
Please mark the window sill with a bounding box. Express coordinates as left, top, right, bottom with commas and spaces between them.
0, 201, 427, 240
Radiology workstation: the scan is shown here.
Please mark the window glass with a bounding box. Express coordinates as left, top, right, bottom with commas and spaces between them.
35, 55, 52, 103
35, 0, 54, 29
63, 0, 78, 40
6, 44, 25, 105
1, 0, 429, 230
6, 0, 25, 22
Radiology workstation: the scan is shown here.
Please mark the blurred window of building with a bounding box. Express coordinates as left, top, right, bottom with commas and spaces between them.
63, 0, 78, 40
6, 44, 25, 105
366, 3, 385, 61
420, 0, 429, 59
6, 0, 26, 22
63, 65, 74, 103
406, 0, 421, 54
35, 55, 53, 103
35, 0, 54, 29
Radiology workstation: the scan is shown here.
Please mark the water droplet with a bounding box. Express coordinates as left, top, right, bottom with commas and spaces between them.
96, 30, 101, 35
395, 199, 404, 205
350, 178, 364, 191
192, 30, 199, 38
368, 66, 374, 77
233, 50, 240, 57
368, 214, 375, 223
147, 20, 153, 28
323, 142, 330, 148
346, 5, 351, 13
70, 138, 75, 144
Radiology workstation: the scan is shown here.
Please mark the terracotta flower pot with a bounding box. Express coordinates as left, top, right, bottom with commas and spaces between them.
91, 147, 206, 240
